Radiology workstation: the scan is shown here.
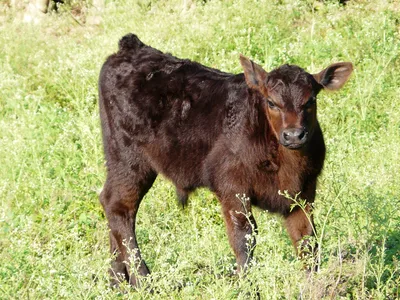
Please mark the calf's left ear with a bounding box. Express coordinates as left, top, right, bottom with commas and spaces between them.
314, 62, 353, 90
240, 55, 268, 93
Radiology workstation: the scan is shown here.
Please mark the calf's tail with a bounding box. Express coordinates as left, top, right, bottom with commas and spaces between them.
118, 33, 145, 51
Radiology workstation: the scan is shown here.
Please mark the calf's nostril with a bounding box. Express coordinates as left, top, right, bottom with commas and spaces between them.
298, 130, 306, 140
283, 132, 290, 141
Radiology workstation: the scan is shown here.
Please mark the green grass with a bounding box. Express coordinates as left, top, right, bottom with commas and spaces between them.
0, 0, 399, 298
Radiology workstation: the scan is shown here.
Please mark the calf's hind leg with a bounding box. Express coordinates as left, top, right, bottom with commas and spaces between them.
100, 165, 157, 287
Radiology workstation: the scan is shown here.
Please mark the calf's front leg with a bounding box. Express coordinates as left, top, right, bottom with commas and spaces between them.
284, 204, 318, 268
220, 195, 258, 272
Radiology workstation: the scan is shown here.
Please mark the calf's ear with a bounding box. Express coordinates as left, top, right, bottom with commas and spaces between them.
240, 55, 268, 93
314, 62, 353, 90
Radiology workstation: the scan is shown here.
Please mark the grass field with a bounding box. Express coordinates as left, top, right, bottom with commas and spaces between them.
0, 0, 399, 298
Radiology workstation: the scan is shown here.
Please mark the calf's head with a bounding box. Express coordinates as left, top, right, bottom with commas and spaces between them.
240, 55, 353, 149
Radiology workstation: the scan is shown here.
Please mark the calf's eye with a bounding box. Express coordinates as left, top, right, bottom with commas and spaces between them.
267, 99, 276, 109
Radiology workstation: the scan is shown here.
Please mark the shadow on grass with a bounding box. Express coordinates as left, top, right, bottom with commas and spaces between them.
362, 188, 400, 295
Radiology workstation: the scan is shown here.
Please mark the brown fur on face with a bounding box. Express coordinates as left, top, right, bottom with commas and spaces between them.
99, 34, 353, 286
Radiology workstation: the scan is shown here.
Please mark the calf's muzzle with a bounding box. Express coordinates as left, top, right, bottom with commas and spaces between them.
280, 128, 308, 149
